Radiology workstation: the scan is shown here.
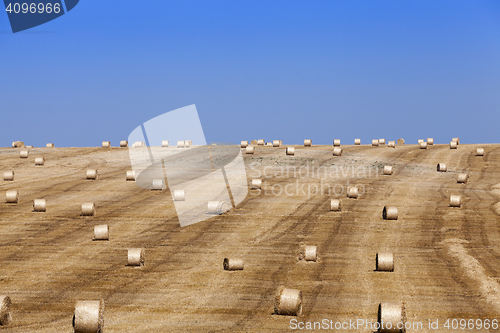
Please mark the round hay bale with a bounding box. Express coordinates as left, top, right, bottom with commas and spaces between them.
427, 138, 434, 145
240, 141, 249, 148
419, 142, 428, 149
132, 141, 144, 148
388, 141, 396, 148
161, 140, 169, 147
476, 148, 484, 156
275, 287, 302, 316
379, 139, 386, 145
330, 199, 341, 212
245, 146, 255, 154
457, 173, 469, 184
81, 202, 96, 216
378, 302, 405, 333
73, 300, 104, 333
383, 166, 393, 175
372, 139, 379, 147
286, 147, 295, 156
397, 138, 405, 145
120, 140, 128, 147
19, 150, 29, 158
266, 142, 273, 146
5, 191, 18, 204
452, 137, 460, 144
33, 199, 46, 212
450, 195, 462, 208
126, 170, 135, 181
418, 139, 424, 144
251, 179, 262, 190
86, 170, 98, 180
3, 171, 14, 181
257, 139, 265, 146
437, 163, 447, 172
250, 140, 258, 145
450, 141, 458, 149
185, 140, 192, 147
46, 143, 54, 148
173, 189, 185, 201
304, 246, 317, 262
34, 157, 45, 166
333, 139, 341, 147
223, 258, 244, 271
0, 295, 11, 326
304, 139, 312, 147
347, 186, 359, 199
332, 147, 343, 156
101, 141, 110, 148
273, 140, 281, 147
127, 248, 145, 266
152, 179, 164, 191
376, 252, 394, 272
177, 141, 185, 148
93, 225, 109, 241
208, 201, 231, 215
354, 139, 361, 145
12, 141, 24, 148
382, 206, 398, 220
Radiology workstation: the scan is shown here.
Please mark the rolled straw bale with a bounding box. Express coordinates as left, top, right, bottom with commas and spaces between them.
382, 206, 398, 220
347, 186, 359, 199
0, 295, 12, 326
397, 138, 405, 145
286, 147, 295, 156
152, 179, 164, 191
304, 139, 312, 147
33, 199, 46, 212
427, 138, 434, 145
275, 287, 302, 316
457, 173, 469, 184
126, 170, 135, 181
250, 140, 258, 145
449, 195, 462, 208
127, 248, 145, 266
5, 191, 18, 204
93, 225, 109, 241
257, 139, 265, 146
223, 258, 244, 271
388, 141, 396, 148
273, 140, 281, 147
133, 141, 144, 148
120, 140, 128, 147
332, 147, 342, 156
173, 189, 185, 201
73, 300, 104, 333
3, 171, 14, 181
34, 157, 45, 166
379, 139, 386, 145
20, 150, 28, 158
303, 246, 317, 262
12, 141, 24, 148
177, 141, 185, 148
333, 139, 341, 146
372, 139, 379, 147
240, 141, 249, 148
161, 140, 169, 147
452, 137, 460, 144
266, 142, 272, 146
476, 148, 484, 156
330, 199, 341, 212
185, 140, 192, 147
354, 139, 361, 145
245, 146, 255, 154
208, 201, 231, 215
81, 202, 96, 216
437, 163, 447, 172
46, 143, 54, 148
86, 170, 98, 180
378, 302, 405, 333
251, 179, 262, 190
419, 142, 428, 149
383, 166, 393, 175
376, 252, 394, 272
101, 141, 110, 148
450, 141, 458, 149
418, 139, 424, 144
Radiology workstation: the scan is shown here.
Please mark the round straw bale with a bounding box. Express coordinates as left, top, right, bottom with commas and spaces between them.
330, 199, 341, 211
152, 179, 164, 191
46, 143, 54, 148
81, 202, 96, 216
476, 148, 484, 156
419, 142, 428, 149
185, 140, 192, 147
34, 157, 45, 166
0, 296, 12, 326
379, 139, 386, 145
286, 147, 295, 156
250, 140, 258, 145
427, 138, 434, 145
457, 173, 469, 184
240, 141, 249, 148
173, 189, 185, 201
120, 140, 128, 147
383, 166, 393, 175
437, 163, 447, 172
450, 141, 458, 149
127, 248, 145, 266
266, 142, 272, 146
161, 140, 169, 147
354, 139, 361, 145
257, 139, 265, 146
273, 140, 281, 147
304, 246, 317, 262
418, 139, 424, 144
5, 191, 18, 204
333, 139, 341, 146
223, 258, 244, 271
275, 287, 302, 316
177, 140, 185, 148
101, 141, 110, 148
3, 171, 14, 181
382, 206, 398, 220
376, 252, 394, 272
86, 170, 98, 180
452, 137, 460, 144
332, 147, 342, 156
449, 195, 462, 208
93, 225, 109, 241
33, 199, 46, 212
388, 141, 396, 148
126, 170, 135, 181
347, 186, 359, 199
378, 302, 405, 333
133, 141, 144, 148
73, 300, 104, 333
12, 141, 24, 148
397, 138, 405, 145
245, 146, 255, 154
304, 139, 312, 147
372, 139, 379, 147
19, 150, 28, 158
251, 179, 262, 190
208, 201, 231, 215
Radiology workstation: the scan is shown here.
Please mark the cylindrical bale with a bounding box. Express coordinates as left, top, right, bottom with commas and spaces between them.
376, 252, 394, 272
177, 140, 185, 148
419, 142, 428, 149
450, 141, 458, 149
81, 202, 96, 216
333, 139, 341, 146
266, 142, 272, 146
397, 138, 405, 145
383, 166, 393, 175
388, 141, 396, 148
354, 139, 361, 145
5, 191, 18, 204
427, 138, 434, 145
379, 139, 386, 145
133, 141, 144, 148
73, 300, 104, 333
126, 170, 135, 181
46, 143, 54, 148
127, 248, 145, 266
3, 171, 14, 181
275, 287, 302, 316
223, 258, 244, 271
101, 141, 110, 148
347, 186, 359, 199
240, 141, 249, 148
185, 140, 192, 147
437, 163, 447, 172
286, 147, 295, 156
0, 295, 12, 326
452, 137, 460, 144
12, 141, 24, 148
273, 140, 281, 147
251, 179, 262, 190
86, 170, 98, 180
418, 139, 424, 144
332, 147, 343, 156
330, 199, 341, 212
93, 225, 109, 241
476, 148, 484, 156
19, 150, 29, 158
372, 139, 379, 147
152, 179, 164, 191
378, 302, 405, 333
34, 157, 45, 166
173, 189, 185, 201
161, 140, 169, 147
304, 246, 317, 262
382, 206, 398, 220
208, 201, 231, 215
120, 140, 128, 147
304, 139, 312, 147
257, 139, 265, 146
245, 146, 255, 154
33, 199, 46, 212
457, 173, 469, 184
450, 195, 462, 208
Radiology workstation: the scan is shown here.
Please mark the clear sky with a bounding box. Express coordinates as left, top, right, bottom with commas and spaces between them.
1, 1, 499, 147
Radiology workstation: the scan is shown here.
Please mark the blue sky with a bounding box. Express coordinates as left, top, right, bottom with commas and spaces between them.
1, 1, 499, 147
